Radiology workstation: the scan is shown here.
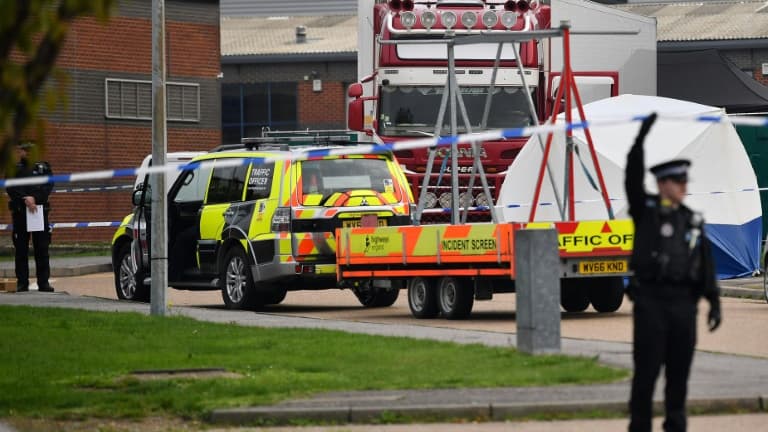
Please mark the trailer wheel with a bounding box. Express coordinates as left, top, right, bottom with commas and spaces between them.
588, 277, 625, 313
408, 277, 439, 319
560, 279, 590, 312
437, 277, 474, 320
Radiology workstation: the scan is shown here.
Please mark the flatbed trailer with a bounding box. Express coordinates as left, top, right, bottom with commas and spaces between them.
336, 220, 634, 319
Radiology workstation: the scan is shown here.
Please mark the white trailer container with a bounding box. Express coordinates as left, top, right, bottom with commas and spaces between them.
550, 0, 657, 97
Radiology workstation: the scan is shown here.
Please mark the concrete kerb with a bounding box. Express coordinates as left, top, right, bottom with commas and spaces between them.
207, 396, 767, 425
719, 286, 764, 301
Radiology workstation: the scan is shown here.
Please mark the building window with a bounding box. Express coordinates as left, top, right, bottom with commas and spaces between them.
105, 78, 200, 122
221, 82, 297, 144
167, 82, 200, 122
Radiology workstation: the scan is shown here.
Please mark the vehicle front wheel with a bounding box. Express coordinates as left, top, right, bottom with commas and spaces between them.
221, 247, 260, 310
352, 281, 400, 308
114, 242, 149, 302
437, 277, 473, 320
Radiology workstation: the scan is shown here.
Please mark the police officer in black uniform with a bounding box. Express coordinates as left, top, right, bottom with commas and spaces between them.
6, 142, 54, 292
625, 114, 721, 432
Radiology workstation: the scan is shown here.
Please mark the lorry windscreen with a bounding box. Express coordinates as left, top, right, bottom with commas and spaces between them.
378, 85, 535, 136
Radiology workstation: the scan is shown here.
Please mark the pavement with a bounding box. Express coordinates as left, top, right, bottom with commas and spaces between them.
0, 255, 112, 279
0, 256, 767, 429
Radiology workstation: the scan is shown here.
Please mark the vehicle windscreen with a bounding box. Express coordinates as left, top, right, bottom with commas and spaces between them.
378, 85, 535, 137
299, 157, 400, 205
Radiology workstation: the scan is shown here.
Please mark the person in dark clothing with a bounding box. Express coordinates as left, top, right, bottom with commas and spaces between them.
6, 142, 54, 292
625, 113, 721, 432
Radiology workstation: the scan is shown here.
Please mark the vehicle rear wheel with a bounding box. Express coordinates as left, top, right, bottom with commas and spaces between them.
221, 247, 261, 310
408, 277, 439, 319
560, 279, 590, 312
352, 281, 399, 307
263, 287, 287, 305
437, 277, 473, 320
588, 277, 625, 313
114, 242, 149, 302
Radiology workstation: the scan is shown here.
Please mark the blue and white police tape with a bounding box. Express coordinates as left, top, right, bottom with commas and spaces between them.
0, 189, 762, 229
0, 221, 122, 231
497, 187, 763, 209
53, 184, 134, 193
1, 113, 768, 189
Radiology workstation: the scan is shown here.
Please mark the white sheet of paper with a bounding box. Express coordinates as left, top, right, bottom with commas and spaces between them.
26, 205, 44, 232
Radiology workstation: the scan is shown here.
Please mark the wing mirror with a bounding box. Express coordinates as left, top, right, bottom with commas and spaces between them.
132, 184, 151, 206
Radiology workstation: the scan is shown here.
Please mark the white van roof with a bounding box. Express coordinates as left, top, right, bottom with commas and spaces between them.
134, 151, 205, 190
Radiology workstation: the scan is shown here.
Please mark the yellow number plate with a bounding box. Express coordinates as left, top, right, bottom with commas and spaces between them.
578, 259, 628, 275
342, 219, 388, 228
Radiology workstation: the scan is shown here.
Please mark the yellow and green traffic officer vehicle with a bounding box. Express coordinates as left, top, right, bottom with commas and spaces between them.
111, 133, 414, 310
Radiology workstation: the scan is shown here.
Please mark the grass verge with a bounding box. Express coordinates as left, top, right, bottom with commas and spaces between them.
0, 305, 628, 421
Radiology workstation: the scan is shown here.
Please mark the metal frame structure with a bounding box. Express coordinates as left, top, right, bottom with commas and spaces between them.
380, 21, 614, 225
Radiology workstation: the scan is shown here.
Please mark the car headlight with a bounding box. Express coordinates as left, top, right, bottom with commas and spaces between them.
459, 192, 474, 208
475, 192, 492, 208
422, 191, 438, 209
441, 11, 457, 29
482, 10, 499, 29
421, 10, 437, 29
501, 11, 518, 29
438, 192, 453, 210
461, 11, 478, 29
400, 11, 417, 29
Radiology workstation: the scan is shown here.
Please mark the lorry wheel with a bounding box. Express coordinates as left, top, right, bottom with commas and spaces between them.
437, 277, 473, 320
560, 279, 590, 312
408, 277, 439, 319
114, 242, 149, 302
588, 277, 625, 313
352, 281, 400, 307
221, 247, 261, 310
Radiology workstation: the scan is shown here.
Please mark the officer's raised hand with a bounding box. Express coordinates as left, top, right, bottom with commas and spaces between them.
707, 301, 722, 332
637, 112, 657, 139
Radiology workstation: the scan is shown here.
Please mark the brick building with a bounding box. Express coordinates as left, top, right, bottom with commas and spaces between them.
220, 12, 356, 143
1, 0, 221, 243
613, 0, 768, 112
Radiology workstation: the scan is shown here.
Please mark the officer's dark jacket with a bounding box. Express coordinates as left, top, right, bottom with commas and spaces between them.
6, 158, 54, 213
625, 135, 719, 303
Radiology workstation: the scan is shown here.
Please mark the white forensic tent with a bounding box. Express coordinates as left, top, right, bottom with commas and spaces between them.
495, 94, 762, 279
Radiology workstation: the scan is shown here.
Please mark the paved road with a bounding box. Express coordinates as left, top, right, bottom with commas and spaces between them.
47, 271, 768, 358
